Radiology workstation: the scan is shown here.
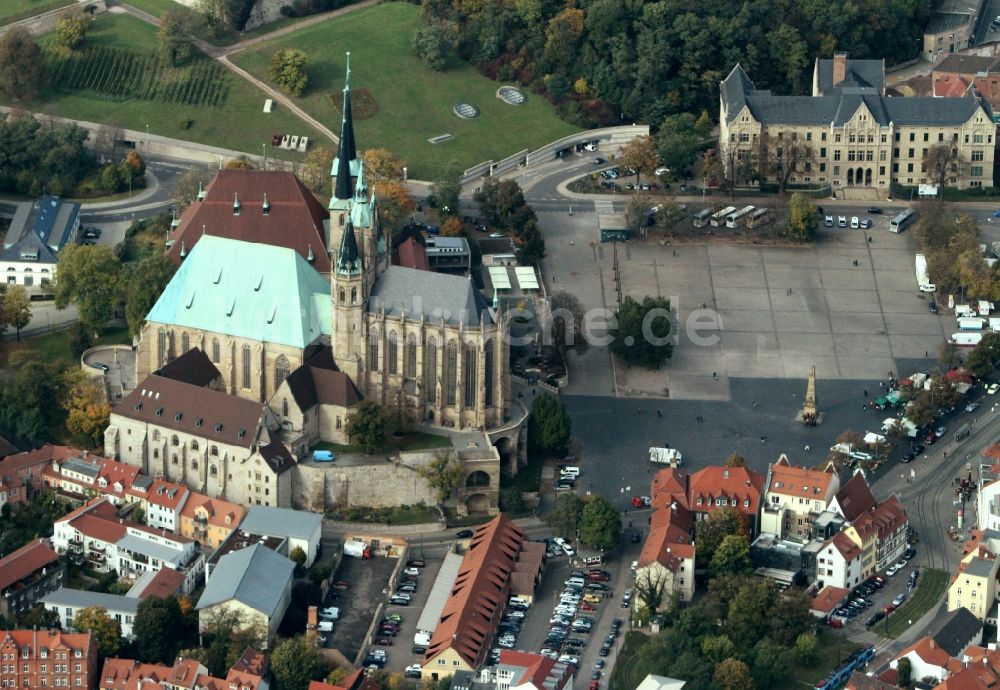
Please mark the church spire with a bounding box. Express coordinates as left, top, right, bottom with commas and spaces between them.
333, 53, 357, 202
336, 220, 361, 275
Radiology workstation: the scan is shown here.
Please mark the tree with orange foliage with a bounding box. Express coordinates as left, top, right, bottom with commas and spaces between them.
362, 148, 415, 233
441, 216, 463, 237
62, 370, 111, 448
224, 156, 254, 170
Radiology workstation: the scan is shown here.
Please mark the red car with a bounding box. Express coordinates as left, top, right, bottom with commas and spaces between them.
882, 603, 896, 614
374, 637, 393, 646
580, 602, 597, 612
333, 580, 350, 590
587, 572, 610, 582
631, 496, 644, 507
589, 681, 600, 690
826, 617, 843, 628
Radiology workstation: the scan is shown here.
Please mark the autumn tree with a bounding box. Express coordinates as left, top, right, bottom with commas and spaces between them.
73, 607, 121, 658
123, 150, 146, 180
271, 636, 326, 690
430, 165, 462, 215
634, 567, 668, 617
966, 331, 1000, 376
416, 452, 463, 503
225, 156, 254, 170
157, 12, 191, 67
766, 139, 812, 195
54, 244, 122, 335
441, 216, 463, 237
923, 143, 961, 190
172, 168, 213, 210
787, 192, 819, 242
62, 370, 111, 447
0, 28, 47, 102
709, 534, 753, 577
361, 148, 415, 232
269, 48, 308, 97
1, 284, 31, 341
55, 11, 90, 50
619, 134, 660, 186
695, 506, 748, 568
300, 146, 334, 193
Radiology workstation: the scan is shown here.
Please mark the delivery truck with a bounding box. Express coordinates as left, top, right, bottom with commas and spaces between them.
343, 540, 371, 559
951, 332, 983, 347
649, 447, 683, 465
915, 254, 935, 293
959, 317, 985, 331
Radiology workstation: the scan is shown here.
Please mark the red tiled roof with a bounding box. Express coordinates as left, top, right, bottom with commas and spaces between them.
96, 458, 142, 499
231, 647, 268, 677
395, 236, 429, 271
851, 496, 908, 542
828, 530, 862, 561
982, 444, 1000, 462
426, 515, 524, 669
179, 493, 245, 530
166, 170, 330, 272
650, 467, 688, 509
833, 472, 877, 522
0, 629, 94, 658
896, 635, 952, 668
688, 465, 764, 517
310, 670, 380, 690
60, 498, 128, 544
845, 671, 898, 690
939, 667, 991, 690
767, 455, 836, 499
135, 568, 185, 599
810, 585, 849, 613
138, 479, 189, 510
498, 650, 572, 689
0, 539, 59, 591
934, 74, 971, 97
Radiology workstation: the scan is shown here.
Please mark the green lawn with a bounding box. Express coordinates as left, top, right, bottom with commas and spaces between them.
121, 0, 311, 46
0, 0, 73, 26
7, 13, 325, 160
778, 629, 861, 689
313, 430, 453, 455
884, 568, 949, 638
117, 0, 178, 17
230, 2, 579, 178
0, 325, 130, 370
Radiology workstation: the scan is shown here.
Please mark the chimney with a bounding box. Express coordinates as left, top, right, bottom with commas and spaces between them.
833, 52, 847, 87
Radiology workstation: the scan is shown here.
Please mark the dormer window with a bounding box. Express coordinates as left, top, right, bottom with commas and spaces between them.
215, 423, 223, 432
238, 430, 246, 439
174, 412, 182, 422
195, 417, 203, 428
233, 193, 241, 216
155, 407, 163, 416
134, 402, 142, 411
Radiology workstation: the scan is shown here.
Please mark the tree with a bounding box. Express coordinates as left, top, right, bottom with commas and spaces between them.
723, 453, 746, 468
652, 201, 685, 236
694, 110, 714, 138
923, 143, 961, 190
794, 632, 818, 665
441, 216, 463, 237
545, 492, 582, 541
225, 156, 255, 170
416, 452, 463, 503
62, 370, 111, 448
769, 588, 816, 645
709, 533, 753, 577
123, 150, 146, 181
579, 495, 621, 550
100, 163, 128, 194
475, 179, 529, 230
411, 22, 458, 71
695, 507, 747, 568
269, 48, 309, 97
966, 331, 1000, 376
610, 295, 673, 368
515, 219, 545, 264
787, 193, 819, 242
766, 140, 812, 195
897, 657, 912, 688
300, 146, 335, 193
430, 165, 462, 216
527, 393, 571, 454
345, 401, 388, 454
53, 244, 122, 335
619, 135, 660, 186
752, 637, 791, 688
0, 352, 57, 447
270, 636, 325, 690
1, 285, 31, 341
172, 168, 213, 210
289, 546, 307, 574
133, 596, 184, 663
656, 113, 701, 177
55, 11, 90, 50
547, 291, 586, 353
361, 148, 416, 232
124, 254, 176, 338
185, 608, 265, 677
0, 28, 47, 102
157, 12, 191, 67
633, 568, 667, 618
73, 607, 121, 658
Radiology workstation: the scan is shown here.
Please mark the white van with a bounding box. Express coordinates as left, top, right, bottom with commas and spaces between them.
565, 577, 585, 587
508, 596, 530, 608
584, 142, 598, 151
560, 466, 580, 477
851, 216, 860, 228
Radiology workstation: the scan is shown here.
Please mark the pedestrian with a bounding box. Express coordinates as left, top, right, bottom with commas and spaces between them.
925, 350, 929, 357
864, 389, 868, 397
713, 372, 718, 380
752, 400, 757, 408
672, 250, 677, 257
532, 388, 536, 395
656, 410, 662, 418
868, 236, 872, 243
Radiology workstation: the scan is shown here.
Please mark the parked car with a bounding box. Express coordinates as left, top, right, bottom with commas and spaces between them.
885, 564, 901, 577
390, 596, 410, 605
404, 665, 422, 679
868, 207, 884, 214
838, 216, 847, 227
866, 612, 886, 627
892, 593, 907, 606
989, 383, 1000, 395
860, 218, 872, 229
373, 637, 393, 646
333, 580, 349, 590
966, 402, 980, 413
456, 529, 474, 539
404, 567, 421, 576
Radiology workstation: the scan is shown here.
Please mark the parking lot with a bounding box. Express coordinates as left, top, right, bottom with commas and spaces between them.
828, 552, 920, 634
322, 555, 398, 664
379, 552, 446, 674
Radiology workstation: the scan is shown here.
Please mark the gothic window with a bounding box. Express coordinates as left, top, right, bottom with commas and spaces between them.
274, 355, 290, 389
211, 338, 220, 364
387, 333, 398, 375
181, 332, 189, 353
157, 330, 166, 368
425, 337, 437, 403
210, 465, 217, 477
242, 345, 251, 389
191, 440, 199, 451
484, 340, 494, 406
339, 288, 345, 303
406, 333, 417, 379
351, 288, 357, 304
446, 341, 458, 406
282, 398, 289, 416
152, 429, 160, 441
171, 435, 179, 447
463, 344, 476, 407
369, 331, 379, 371
210, 445, 218, 456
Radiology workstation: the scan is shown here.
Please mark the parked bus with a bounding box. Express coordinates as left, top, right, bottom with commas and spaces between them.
890, 208, 916, 233
725, 205, 756, 229
693, 208, 713, 228
710, 206, 736, 227
747, 207, 770, 229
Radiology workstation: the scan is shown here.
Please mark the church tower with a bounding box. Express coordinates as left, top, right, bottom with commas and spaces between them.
332, 218, 365, 385
329, 53, 359, 257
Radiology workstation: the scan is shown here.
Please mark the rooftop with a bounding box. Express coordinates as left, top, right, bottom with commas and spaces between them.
369, 266, 494, 327
0, 539, 59, 592
196, 543, 294, 617
0, 196, 80, 265
41, 587, 139, 614
832, 472, 877, 522
154, 348, 221, 388
239, 506, 321, 541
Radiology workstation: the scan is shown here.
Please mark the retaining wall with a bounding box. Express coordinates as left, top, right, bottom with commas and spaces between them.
0, 0, 107, 38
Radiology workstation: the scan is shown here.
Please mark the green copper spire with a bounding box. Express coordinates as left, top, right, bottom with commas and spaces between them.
333, 53, 357, 202
336, 220, 361, 276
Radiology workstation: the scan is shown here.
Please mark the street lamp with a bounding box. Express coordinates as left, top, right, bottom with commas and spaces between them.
262, 143, 267, 169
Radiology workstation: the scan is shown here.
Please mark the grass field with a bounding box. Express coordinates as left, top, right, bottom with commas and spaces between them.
0, 325, 130, 370
779, 629, 861, 690
4, 13, 325, 159
313, 430, 453, 455
884, 568, 949, 638
231, 2, 578, 178
0, 0, 73, 26
121, 0, 311, 46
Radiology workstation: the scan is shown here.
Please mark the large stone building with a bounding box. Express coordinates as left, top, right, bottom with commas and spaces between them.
0, 196, 80, 294
720, 53, 997, 190
135, 63, 510, 433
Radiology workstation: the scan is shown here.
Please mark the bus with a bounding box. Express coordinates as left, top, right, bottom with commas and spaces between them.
747, 207, 770, 229
710, 206, 736, 227
693, 208, 713, 228
890, 208, 916, 233
725, 205, 755, 229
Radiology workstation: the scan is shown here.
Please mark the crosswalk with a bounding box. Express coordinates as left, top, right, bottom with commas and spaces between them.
593, 198, 616, 215
148, 161, 189, 170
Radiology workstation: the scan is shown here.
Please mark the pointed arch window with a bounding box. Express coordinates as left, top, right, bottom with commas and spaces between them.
463, 344, 477, 407
242, 345, 251, 389
274, 355, 290, 389
211, 338, 220, 364
181, 332, 189, 354
484, 340, 494, 406
351, 287, 357, 304
157, 330, 166, 368
446, 341, 458, 406
339, 288, 345, 303
369, 331, 379, 372
425, 337, 437, 403
405, 333, 417, 379
387, 332, 398, 375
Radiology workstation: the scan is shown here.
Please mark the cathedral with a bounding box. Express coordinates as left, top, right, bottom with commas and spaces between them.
135, 60, 511, 434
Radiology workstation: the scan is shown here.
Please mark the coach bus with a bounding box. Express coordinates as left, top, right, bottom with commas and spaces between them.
747, 207, 770, 229
693, 208, 713, 228
710, 206, 736, 227
889, 208, 916, 233
725, 205, 755, 229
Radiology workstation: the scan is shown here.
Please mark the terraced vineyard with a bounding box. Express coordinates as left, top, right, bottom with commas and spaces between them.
46, 46, 229, 107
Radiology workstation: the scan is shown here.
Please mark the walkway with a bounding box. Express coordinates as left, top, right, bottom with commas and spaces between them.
115, 1, 364, 145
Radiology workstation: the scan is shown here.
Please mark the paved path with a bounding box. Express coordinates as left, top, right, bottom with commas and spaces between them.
115, 1, 349, 144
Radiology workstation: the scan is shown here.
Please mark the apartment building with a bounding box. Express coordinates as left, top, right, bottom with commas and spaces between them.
0, 630, 97, 690
127, 477, 189, 532
720, 53, 996, 190
686, 465, 764, 536
178, 493, 245, 550
948, 529, 1000, 620
98, 650, 268, 690
636, 467, 696, 606
0, 539, 64, 618
760, 456, 840, 541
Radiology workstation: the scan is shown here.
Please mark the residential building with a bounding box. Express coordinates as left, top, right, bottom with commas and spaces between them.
494, 650, 573, 690
422, 515, 541, 680
933, 608, 984, 657
178, 493, 245, 550
0, 539, 64, 618
41, 452, 141, 506
850, 495, 909, 574
845, 672, 899, 690
42, 589, 140, 639
719, 55, 997, 191
816, 530, 864, 590
99, 652, 268, 690
890, 636, 954, 685
165, 168, 330, 274
686, 465, 764, 535
923, 2, 983, 64
0, 630, 97, 690
128, 478, 189, 532
237, 506, 321, 567
948, 529, 1000, 620
135, 66, 512, 433
809, 585, 849, 618
0, 445, 83, 498
636, 502, 695, 604
195, 543, 294, 645
760, 456, 840, 540
51, 498, 204, 593
0, 472, 26, 510
0, 196, 80, 293
105, 372, 294, 509
829, 472, 877, 523
977, 462, 1000, 532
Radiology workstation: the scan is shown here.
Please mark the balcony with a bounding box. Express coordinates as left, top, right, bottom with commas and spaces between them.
86, 552, 105, 564
87, 543, 105, 553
